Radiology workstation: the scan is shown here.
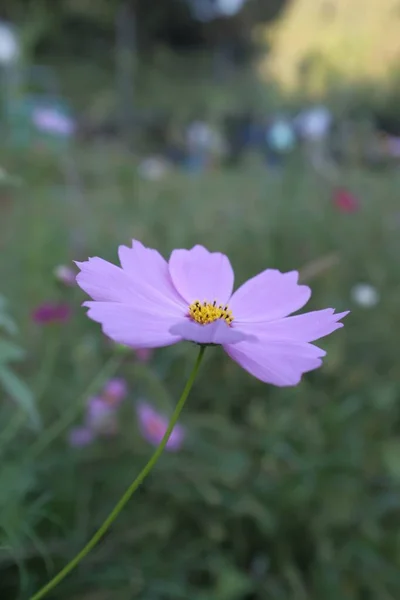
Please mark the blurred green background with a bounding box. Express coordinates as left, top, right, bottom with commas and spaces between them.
1, 1, 400, 599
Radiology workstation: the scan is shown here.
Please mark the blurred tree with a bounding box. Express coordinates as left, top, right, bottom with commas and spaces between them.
260, 0, 400, 95
1, 0, 289, 60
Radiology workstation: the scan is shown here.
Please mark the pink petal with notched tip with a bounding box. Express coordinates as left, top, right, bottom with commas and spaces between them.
118, 240, 187, 311
169, 318, 255, 345
224, 339, 326, 386
169, 245, 234, 305
229, 269, 311, 323
76, 241, 189, 350
75, 258, 135, 303
76, 243, 186, 316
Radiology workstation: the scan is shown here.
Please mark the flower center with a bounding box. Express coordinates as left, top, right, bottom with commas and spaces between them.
188, 300, 234, 326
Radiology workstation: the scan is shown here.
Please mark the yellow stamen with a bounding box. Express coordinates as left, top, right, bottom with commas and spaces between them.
188, 300, 234, 326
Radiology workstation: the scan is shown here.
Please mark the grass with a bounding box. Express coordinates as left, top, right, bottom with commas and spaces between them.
1, 143, 400, 599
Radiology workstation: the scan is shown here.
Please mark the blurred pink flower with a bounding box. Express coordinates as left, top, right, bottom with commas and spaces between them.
77, 241, 348, 386
32, 302, 72, 325
68, 395, 121, 448
136, 401, 185, 451
86, 396, 118, 436
333, 187, 359, 213
32, 108, 75, 137
68, 426, 94, 447
102, 378, 127, 406
54, 265, 76, 287
135, 348, 153, 363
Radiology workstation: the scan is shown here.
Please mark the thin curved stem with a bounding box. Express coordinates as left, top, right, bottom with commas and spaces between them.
30, 346, 206, 600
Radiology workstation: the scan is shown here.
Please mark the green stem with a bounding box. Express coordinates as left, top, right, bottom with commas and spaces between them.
30, 346, 206, 600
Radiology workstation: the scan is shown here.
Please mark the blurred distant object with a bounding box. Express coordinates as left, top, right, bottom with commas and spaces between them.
8, 95, 75, 150
54, 265, 77, 287
332, 187, 359, 214
365, 131, 400, 168
262, 0, 400, 92
266, 116, 295, 153
295, 105, 337, 177
136, 400, 185, 451
1, 59, 76, 152
299, 252, 340, 283
68, 426, 95, 447
385, 135, 400, 159
69, 379, 128, 447
351, 283, 380, 308
69, 397, 118, 446
115, 1, 136, 149
295, 105, 332, 142
102, 378, 128, 407
32, 105, 75, 137
138, 156, 169, 180
188, 0, 248, 21
0, 166, 21, 187
31, 302, 72, 325
0, 294, 40, 430
374, 133, 400, 163
265, 115, 295, 166
0, 21, 19, 64
185, 119, 225, 170
135, 348, 153, 363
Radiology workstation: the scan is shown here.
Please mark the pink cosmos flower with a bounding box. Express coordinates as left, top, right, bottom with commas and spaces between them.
333, 187, 359, 213
102, 378, 128, 406
136, 401, 185, 451
32, 302, 72, 325
76, 242, 348, 386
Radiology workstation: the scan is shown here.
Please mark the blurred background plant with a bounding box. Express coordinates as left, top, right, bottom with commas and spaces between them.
1, 1, 400, 599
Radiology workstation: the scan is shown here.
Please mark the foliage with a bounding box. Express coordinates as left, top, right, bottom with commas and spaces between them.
0, 139, 400, 600
0, 295, 40, 430
261, 0, 400, 95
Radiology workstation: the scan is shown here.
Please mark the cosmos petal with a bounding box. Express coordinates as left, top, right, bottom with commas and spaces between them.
77, 243, 186, 316
75, 258, 135, 303
224, 339, 325, 386
118, 240, 186, 311
169, 245, 234, 305
169, 319, 254, 345
84, 302, 183, 348
229, 269, 311, 322
251, 309, 349, 342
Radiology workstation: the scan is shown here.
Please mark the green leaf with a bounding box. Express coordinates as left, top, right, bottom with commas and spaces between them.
0, 367, 41, 430
0, 340, 25, 363
0, 314, 18, 336
382, 440, 400, 481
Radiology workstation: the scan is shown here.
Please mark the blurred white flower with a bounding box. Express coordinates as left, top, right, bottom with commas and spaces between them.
351, 283, 380, 308
0, 21, 20, 64
32, 108, 75, 137
54, 265, 76, 287
187, 0, 247, 21
295, 105, 332, 141
138, 157, 168, 181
